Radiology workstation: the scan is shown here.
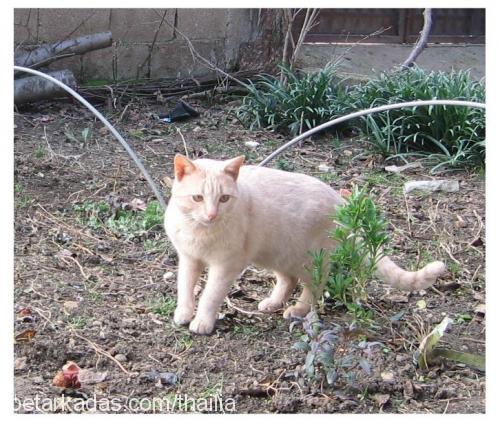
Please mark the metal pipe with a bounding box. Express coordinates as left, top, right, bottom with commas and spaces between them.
13, 65, 167, 209
258, 99, 486, 167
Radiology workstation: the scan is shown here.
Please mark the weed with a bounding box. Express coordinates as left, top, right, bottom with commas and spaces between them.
233, 325, 259, 336
73, 199, 164, 240
237, 64, 350, 135
149, 295, 176, 318
347, 68, 485, 171
276, 158, 295, 172
68, 316, 88, 329
65, 127, 92, 144
326, 185, 389, 306
290, 312, 377, 389
35, 145, 46, 159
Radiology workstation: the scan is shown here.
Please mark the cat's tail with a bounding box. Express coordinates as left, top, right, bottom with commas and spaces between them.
375, 255, 446, 291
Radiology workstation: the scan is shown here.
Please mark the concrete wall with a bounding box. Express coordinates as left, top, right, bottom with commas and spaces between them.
14, 8, 255, 82
297, 43, 485, 81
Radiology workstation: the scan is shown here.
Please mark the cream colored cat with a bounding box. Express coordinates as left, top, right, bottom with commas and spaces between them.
164, 154, 446, 335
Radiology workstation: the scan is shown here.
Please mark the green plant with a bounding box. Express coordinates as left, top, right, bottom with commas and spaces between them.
290, 312, 377, 388
237, 65, 349, 135
347, 68, 485, 172
65, 127, 92, 144
276, 158, 295, 172
150, 295, 176, 317
326, 186, 389, 307
35, 145, 46, 159
73, 199, 164, 240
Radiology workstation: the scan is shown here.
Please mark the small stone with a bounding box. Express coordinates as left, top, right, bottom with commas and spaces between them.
114, 354, 127, 363
404, 179, 459, 194
318, 163, 331, 172
193, 126, 202, 133
15, 357, 27, 370
63, 301, 79, 312
416, 299, 427, 310
381, 371, 395, 383
244, 140, 259, 149
343, 150, 353, 156
163, 272, 175, 280
474, 303, 486, 316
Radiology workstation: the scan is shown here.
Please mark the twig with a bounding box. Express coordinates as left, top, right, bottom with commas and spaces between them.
176, 128, 189, 158
71, 330, 132, 376
225, 297, 262, 316
401, 9, 433, 69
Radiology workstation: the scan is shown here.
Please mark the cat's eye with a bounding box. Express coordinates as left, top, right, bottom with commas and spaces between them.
192, 195, 204, 202
219, 195, 230, 203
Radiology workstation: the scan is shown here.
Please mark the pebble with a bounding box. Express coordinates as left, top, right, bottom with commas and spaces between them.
318, 163, 332, 172
114, 354, 127, 363
163, 272, 175, 280
244, 141, 260, 149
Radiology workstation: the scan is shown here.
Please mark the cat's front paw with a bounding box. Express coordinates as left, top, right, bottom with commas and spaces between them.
283, 303, 310, 319
189, 316, 215, 335
258, 297, 284, 313
173, 306, 194, 326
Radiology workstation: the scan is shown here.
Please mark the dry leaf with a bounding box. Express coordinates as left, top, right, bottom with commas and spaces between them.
15, 329, 36, 342
372, 393, 390, 407
53, 361, 82, 389
339, 189, 352, 198
129, 198, 147, 211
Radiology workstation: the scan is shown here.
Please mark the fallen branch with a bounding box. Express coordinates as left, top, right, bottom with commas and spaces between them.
401, 9, 433, 69
15, 31, 112, 71
14, 69, 77, 105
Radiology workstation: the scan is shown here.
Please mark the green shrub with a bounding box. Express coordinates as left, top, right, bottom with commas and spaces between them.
347, 68, 485, 171
318, 186, 389, 313
236, 65, 349, 135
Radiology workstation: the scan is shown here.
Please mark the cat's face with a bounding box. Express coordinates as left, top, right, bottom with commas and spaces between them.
171, 155, 245, 225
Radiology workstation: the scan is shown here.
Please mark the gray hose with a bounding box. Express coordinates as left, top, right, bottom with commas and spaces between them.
258, 99, 486, 167
13, 65, 167, 210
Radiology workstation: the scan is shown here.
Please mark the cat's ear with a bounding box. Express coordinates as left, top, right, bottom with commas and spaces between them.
174, 154, 196, 181
223, 155, 245, 181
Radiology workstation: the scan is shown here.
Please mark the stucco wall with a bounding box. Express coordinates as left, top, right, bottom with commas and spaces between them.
14, 8, 255, 82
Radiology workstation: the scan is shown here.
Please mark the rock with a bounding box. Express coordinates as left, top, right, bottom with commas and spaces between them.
163, 271, 175, 280
416, 299, 427, 310
404, 179, 459, 194
318, 163, 332, 172
385, 162, 422, 173
193, 126, 202, 133
15, 357, 27, 370
63, 301, 79, 312
244, 141, 259, 149
474, 303, 486, 316
114, 354, 127, 363
381, 371, 395, 383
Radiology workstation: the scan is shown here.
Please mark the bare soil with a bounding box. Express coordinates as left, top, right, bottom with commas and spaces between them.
14, 98, 485, 414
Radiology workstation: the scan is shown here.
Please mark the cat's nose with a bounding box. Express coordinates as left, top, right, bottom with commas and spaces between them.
206, 212, 217, 221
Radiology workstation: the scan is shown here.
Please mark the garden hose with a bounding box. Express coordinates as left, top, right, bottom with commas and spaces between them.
14, 66, 486, 210
13, 66, 167, 210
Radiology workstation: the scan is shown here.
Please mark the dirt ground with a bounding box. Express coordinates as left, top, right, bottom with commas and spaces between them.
13, 97, 485, 414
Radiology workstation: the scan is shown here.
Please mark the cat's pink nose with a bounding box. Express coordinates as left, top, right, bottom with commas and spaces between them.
206, 212, 217, 221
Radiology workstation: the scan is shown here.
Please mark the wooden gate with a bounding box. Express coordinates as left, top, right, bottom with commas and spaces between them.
293, 9, 485, 44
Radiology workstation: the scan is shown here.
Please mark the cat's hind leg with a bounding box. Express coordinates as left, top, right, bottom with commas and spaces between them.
283, 279, 314, 319
258, 272, 298, 313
